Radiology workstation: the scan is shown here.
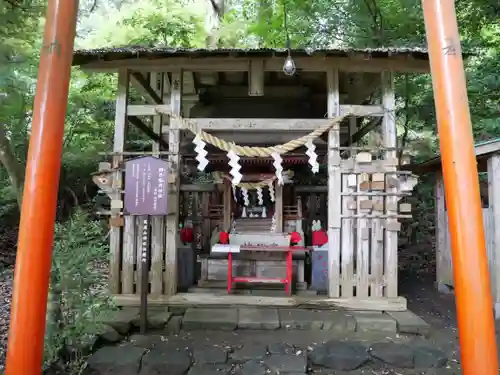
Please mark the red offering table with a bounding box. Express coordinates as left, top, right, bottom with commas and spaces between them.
221, 245, 309, 296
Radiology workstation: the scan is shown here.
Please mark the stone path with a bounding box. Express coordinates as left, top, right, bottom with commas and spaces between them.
83, 307, 457, 374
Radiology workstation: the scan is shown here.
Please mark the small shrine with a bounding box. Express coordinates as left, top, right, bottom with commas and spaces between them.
79, 47, 424, 310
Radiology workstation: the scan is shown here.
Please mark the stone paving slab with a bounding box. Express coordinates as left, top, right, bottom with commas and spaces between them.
238, 308, 280, 330
183, 308, 238, 331
351, 311, 397, 333
85, 329, 452, 375
279, 309, 357, 332
387, 310, 431, 336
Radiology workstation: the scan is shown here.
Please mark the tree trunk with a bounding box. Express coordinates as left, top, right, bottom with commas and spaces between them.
205, 0, 225, 48
0, 126, 24, 208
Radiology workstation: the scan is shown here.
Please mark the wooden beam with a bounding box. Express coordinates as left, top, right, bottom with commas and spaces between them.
127, 104, 171, 116
275, 181, 283, 232
110, 68, 129, 294
487, 154, 500, 317
223, 180, 231, 231
165, 70, 182, 296
160, 115, 378, 134
112, 293, 408, 311
248, 59, 264, 96
381, 70, 398, 298
128, 116, 168, 149
151, 72, 165, 296
435, 171, 451, 292
180, 184, 215, 192
130, 72, 163, 104
327, 66, 341, 298
81, 56, 430, 74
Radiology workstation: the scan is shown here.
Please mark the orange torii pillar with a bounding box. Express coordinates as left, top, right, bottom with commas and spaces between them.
4, 1, 79, 374
421, 1, 498, 374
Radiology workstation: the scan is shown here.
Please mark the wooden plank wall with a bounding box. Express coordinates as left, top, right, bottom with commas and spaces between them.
117, 188, 222, 295
439, 208, 494, 294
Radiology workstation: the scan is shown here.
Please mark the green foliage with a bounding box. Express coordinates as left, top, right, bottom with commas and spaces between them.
44, 210, 114, 373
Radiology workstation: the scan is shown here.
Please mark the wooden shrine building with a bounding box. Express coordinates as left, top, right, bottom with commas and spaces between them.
73, 47, 425, 311
408, 138, 500, 318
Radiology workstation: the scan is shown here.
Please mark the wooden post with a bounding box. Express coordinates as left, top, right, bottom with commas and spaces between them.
151, 72, 165, 296
165, 70, 182, 296
327, 67, 341, 298
435, 171, 451, 292
111, 69, 129, 294
381, 70, 398, 298
487, 155, 500, 317
248, 59, 265, 96
223, 180, 232, 231
275, 181, 283, 232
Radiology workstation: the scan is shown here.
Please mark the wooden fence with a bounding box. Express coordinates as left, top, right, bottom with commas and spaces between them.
117, 184, 222, 295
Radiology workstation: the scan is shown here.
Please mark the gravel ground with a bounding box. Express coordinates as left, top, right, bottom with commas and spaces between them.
0, 268, 13, 373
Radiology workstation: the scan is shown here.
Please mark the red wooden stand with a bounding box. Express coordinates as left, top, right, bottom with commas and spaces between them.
227, 245, 308, 296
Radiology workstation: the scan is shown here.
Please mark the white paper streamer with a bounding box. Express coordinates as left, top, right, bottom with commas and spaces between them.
271, 214, 276, 232
261, 206, 267, 218
193, 134, 209, 171
271, 151, 283, 185
268, 181, 275, 202
232, 184, 238, 202
227, 150, 242, 185
241, 187, 249, 206
241, 207, 247, 217
305, 139, 319, 174
256, 187, 263, 205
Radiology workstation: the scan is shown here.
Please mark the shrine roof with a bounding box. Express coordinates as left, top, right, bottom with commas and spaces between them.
72, 46, 434, 66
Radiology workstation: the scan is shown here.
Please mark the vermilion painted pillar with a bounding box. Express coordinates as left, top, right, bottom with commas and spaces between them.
5, 1, 79, 374
421, 1, 498, 374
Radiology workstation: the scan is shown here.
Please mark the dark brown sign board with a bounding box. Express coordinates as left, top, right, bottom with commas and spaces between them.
124, 156, 169, 216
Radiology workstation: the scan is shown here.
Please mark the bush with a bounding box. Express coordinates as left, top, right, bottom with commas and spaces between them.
44, 210, 115, 374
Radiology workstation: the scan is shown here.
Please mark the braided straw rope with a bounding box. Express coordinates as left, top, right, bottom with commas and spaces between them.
169, 114, 348, 157
214, 171, 292, 189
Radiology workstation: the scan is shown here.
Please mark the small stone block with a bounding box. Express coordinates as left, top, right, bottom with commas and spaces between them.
183, 308, 238, 331
352, 311, 397, 333
387, 311, 430, 336
238, 308, 280, 330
